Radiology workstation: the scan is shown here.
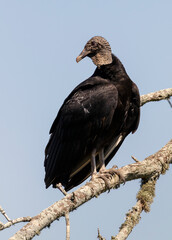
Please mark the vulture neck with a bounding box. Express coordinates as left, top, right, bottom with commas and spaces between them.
93, 54, 129, 81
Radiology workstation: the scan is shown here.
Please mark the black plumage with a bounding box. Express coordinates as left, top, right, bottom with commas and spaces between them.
44, 36, 140, 191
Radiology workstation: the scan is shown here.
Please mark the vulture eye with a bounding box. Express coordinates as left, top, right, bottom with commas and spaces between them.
91, 41, 97, 47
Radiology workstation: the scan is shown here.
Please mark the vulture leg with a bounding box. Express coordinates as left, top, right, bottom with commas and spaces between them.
97, 148, 112, 188
99, 149, 106, 171
90, 149, 97, 179
90, 148, 112, 188
98, 149, 125, 185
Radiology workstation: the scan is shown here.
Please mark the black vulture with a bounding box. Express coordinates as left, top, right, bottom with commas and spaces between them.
44, 36, 140, 191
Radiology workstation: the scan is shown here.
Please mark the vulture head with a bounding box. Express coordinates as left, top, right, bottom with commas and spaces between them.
76, 36, 112, 67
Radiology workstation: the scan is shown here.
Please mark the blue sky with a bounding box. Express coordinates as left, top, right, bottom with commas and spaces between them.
0, 1, 172, 239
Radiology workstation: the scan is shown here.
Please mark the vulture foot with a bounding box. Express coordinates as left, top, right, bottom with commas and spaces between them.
109, 165, 125, 184
98, 165, 125, 185
91, 165, 125, 190
91, 172, 111, 190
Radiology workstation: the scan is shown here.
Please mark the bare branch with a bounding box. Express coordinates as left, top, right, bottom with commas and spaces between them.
3, 88, 172, 239
56, 183, 70, 240
111, 200, 143, 240
56, 183, 68, 196
0, 217, 32, 231
98, 228, 106, 240
140, 88, 172, 106
131, 155, 140, 163
0, 205, 11, 222
112, 177, 157, 240
0, 205, 32, 231
65, 212, 70, 240
9, 139, 172, 240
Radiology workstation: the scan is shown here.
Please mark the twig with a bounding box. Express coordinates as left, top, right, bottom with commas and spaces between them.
0, 205, 11, 222
0, 217, 32, 231
167, 98, 172, 108
56, 183, 68, 196
97, 228, 106, 240
0, 205, 31, 231
131, 155, 140, 163
65, 212, 70, 240
56, 183, 70, 240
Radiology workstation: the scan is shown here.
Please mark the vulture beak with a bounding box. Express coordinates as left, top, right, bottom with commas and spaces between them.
76, 49, 90, 63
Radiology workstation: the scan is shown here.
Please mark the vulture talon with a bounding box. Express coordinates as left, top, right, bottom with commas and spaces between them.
110, 165, 125, 184
91, 173, 111, 190
99, 166, 125, 185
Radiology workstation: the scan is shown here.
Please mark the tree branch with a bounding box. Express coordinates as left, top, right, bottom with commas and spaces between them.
140, 88, 172, 106
2, 88, 171, 239
0, 217, 32, 231
112, 177, 157, 240
9, 139, 172, 240
0, 205, 32, 231
111, 200, 143, 240
0, 205, 12, 222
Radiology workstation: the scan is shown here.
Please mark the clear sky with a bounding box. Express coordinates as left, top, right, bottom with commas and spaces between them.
0, 1, 172, 239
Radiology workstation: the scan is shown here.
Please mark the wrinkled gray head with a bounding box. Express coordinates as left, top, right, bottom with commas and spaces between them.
76, 36, 112, 67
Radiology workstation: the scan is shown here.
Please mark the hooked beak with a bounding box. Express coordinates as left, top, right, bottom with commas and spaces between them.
76, 49, 90, 63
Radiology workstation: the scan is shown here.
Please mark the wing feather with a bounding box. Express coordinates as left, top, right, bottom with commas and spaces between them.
44, 77, 118, 188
